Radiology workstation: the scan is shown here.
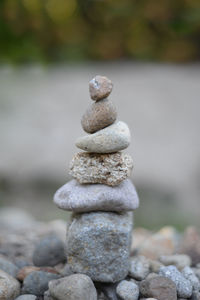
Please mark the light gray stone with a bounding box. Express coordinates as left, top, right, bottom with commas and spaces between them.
89, 75, 113, 101
159, 254, 191, 270
69, 152, 133, 186
54, 179, 139, 212
15, 295, 37, 300
32, 235, 66, 267
75, 121, 131, 153
0, 269, 20, 300
116, 280, 139, 300
81, 98, 117, 133
129, 256, 150, 280
66, 211, 133, 282
182, 266, 200, 291
0, 256, 19, 278
159, 265, 193, 298
49, 274, 97, 300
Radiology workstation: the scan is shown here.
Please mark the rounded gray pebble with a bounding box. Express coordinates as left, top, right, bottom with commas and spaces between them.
32, 235, 66, 267
159, 265, 192, 298
15, 295, 37, 300
22, 271, 60, 296
49, 274, 97, 300
182, 266, 200, 291
116, 280, 139, 300
0, 256, 19, 278
129, 256, 150, 280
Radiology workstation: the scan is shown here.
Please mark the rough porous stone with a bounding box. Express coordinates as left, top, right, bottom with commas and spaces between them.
140, 276, 177, 300
0, 269, 20, 300
0, 256, 19, 278
69, 152, 133, 186
66, 211, 133, 282
75, 121, 131, 153
129, 256, 150, 280
54, 179, 139, 212
22, 271, 60, 296
182, 266, 200, 291
159, 265, 193, 298
32, 235, 66, 267
15, 295, 37, 300
159, 254, 191, 270
49, 274, 97, 300
81, 98, 117, 133
89, 75, 113, 101
116, 280, 139, 300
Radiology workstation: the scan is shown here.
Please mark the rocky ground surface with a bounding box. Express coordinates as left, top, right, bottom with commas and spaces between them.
0, 208, 200, 300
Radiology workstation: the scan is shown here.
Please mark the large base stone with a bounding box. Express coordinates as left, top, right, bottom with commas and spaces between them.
66, 211, 133, 283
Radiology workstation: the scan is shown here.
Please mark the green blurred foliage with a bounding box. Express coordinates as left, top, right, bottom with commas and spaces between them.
0, 0, 199, 63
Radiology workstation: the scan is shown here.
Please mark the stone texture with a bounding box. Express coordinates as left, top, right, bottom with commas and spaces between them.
22, 271, 60, 296
32, 235, 66, 267
15, 296, 37, 300
66, 211, 133, 282
95, 282, 119, 300
159, 254, 191, 270
190, 291, 200, 300
54, 179, 139, 212
89, 75, 113, 101
159, 265, 193, 298
129, 256, 150, 280
0, 269, 20, 300
76, 121, 131, 153
81, 98, 117, 133
69, 152, 133, 186
0, 256, 19, 278
179, 226, 200, 266
49, 274, 97, 300
116, 280, 139, 300
136, 227, 178, 260
17, 266, 59, 281
140, 276, 177, 300
182, 266, 200, 291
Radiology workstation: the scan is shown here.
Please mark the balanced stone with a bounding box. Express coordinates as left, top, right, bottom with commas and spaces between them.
66, 211, 133, 282
81, 98, 117, 133
54, 179, 139, 213
76, 121, 131, 153
89, 75, 113, 101
69, 152, 133, 186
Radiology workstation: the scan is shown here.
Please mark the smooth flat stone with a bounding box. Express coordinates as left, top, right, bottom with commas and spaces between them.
81, 98, 117, 133
54, 179, 139, 212
76, 121, 131, 153
66, 211, 133, 282
89, 75, 113, 101
69, 152, 133, 186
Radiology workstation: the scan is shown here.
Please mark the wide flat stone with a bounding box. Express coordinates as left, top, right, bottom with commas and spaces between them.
81, 98, 117, 133
66, 211, 133, 282
69, 152, 133, 186
76, 121, 131, 153
54, 179, 139, 213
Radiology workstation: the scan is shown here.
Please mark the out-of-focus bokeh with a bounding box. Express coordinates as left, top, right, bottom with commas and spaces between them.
0, 0, 200, 229
1, 0, 200, 63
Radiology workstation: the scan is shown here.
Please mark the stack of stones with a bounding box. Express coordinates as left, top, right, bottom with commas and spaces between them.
54, 75, 139, 283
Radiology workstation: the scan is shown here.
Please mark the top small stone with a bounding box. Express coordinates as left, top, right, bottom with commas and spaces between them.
89, 75, 113, 101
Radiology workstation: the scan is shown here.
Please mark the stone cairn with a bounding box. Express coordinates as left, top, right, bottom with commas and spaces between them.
54, 75, 139, 283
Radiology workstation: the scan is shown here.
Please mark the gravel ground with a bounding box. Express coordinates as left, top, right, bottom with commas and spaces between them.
0, 208, 200, 300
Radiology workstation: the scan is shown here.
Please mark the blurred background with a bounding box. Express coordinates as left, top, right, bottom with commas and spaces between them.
0, 0, 200, 229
